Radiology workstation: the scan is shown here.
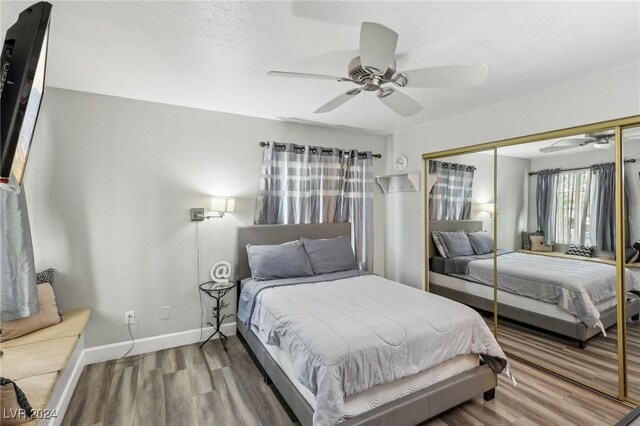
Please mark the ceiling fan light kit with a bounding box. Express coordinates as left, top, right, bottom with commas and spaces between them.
268, 22, 488, 118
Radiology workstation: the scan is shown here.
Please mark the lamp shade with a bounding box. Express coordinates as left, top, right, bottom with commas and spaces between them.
211, 197, 235, 213
473, 203, 495, 214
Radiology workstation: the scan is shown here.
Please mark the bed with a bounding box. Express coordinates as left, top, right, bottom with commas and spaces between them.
428, 220, 640, 348
235, 223, 511, 426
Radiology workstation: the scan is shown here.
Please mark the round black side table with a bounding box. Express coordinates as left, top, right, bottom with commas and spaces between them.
199, 280, 236, 351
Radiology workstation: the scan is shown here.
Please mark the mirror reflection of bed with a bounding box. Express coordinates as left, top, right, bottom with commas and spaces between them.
427, 134, 640, 396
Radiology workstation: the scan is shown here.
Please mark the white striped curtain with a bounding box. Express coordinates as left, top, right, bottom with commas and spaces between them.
428, 161, 475, 220
254, 143, 374, 271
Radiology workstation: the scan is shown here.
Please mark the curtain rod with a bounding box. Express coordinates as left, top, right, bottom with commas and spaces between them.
528, 159, 636, 176
259, 141, 382, 159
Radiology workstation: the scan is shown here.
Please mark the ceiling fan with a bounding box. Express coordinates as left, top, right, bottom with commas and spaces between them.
267, 22, 488, 118
540, 131, 640, 153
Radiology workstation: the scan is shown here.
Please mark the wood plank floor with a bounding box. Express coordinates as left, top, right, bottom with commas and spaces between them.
494, 315, 640, 398
63, 335, 630, 426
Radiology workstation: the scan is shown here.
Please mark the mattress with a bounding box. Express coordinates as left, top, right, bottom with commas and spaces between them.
430, 271, 618, 323
256, 325, 480, 419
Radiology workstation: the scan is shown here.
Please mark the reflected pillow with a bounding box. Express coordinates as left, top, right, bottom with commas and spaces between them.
530, 235, 553, 252
565, 244, 595, 258
626, 247, 639, 264
431, 231, 450, 258
437, 230, 475, 258
467, 232, 494, 255
521, 231, 544, 250
246, 241, 314, 280
301, 236, 359, 274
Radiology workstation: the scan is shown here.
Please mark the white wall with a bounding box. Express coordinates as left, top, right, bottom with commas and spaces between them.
24, 88, 387, 348
386, 63, 640, 288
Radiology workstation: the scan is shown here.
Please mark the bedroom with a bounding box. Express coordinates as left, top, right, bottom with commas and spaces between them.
0, 1, 639, 426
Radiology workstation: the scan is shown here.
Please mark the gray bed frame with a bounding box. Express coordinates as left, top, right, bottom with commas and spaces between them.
235, 223, 497, 426
428, 220, 640, 349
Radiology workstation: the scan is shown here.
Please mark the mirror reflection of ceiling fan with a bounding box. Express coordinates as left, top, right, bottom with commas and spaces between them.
268, 22, 488, 117
539, 130, 640, 153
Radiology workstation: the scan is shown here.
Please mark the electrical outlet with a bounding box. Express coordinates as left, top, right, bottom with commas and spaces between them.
190, 208, 205, 221
161, 306, 171, 320
124, 311, 135, 325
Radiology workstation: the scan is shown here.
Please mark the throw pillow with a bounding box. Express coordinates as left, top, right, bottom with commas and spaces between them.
1, 377, 34, 425
626, 247, 640, 264
246, 240, 314, 280
438, 230, 475, 258
522, 231, 544, 250
431, 231, 450, 258
0, 282, 62, 342
466, 231, 494, 255
300, 236, 359, 274
530, 235, 553, 252
565, 244, 595, 258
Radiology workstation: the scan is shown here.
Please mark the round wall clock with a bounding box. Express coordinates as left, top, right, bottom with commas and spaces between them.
394, 155, 408, 172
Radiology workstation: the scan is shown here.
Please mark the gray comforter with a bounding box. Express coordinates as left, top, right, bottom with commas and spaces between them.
238, 273, 512, 425
461, 252, 640, 329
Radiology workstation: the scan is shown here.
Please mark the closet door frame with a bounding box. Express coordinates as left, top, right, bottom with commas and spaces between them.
422, 115, 640, 406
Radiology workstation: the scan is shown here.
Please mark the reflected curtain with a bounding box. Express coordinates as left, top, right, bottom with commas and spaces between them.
1, 188, 38, 321
555, 170, 591, 245
254, 144, 374, 271
590, 163, 615, 251
536, 169, 559, 245
428, 161, 475, 220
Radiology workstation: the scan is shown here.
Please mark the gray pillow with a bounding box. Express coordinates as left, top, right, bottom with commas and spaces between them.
301, 236, 359, 274
431, 232, 450, 258
467, 232, 494, 255
438, 230, 475, 257
246, 240, 314, 280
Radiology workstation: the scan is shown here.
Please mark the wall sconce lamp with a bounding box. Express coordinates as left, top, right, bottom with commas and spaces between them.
191, 197, 235, 221
473, 202, 495, 218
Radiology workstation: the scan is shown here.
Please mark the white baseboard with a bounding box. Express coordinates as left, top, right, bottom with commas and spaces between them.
83, 322, 237, 365
41, 335, 85, 426
44, 322, 237, 425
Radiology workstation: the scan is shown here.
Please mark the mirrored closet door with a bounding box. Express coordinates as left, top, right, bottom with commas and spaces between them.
496, 131, 621, 396
623, 125, 640, 402
426, 149, 497, 333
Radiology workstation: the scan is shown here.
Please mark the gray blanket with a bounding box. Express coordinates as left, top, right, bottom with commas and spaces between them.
432, 249, 513, 275
462, 252, 640, 329
238, 273, 513, 425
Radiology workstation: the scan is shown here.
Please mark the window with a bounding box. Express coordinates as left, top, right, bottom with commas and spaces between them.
555, 170, 592, 245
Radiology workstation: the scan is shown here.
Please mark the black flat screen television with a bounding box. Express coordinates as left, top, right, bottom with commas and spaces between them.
0, 1, 52, 193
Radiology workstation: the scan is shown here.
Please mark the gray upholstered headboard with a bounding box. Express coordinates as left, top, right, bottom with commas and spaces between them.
428, 220, 483, 257
235, 223, 352, 281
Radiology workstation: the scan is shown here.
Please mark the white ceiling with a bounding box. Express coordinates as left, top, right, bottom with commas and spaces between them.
2, 1, 639, 134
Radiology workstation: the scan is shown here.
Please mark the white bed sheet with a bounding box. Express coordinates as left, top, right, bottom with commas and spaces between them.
430, 271, 618, 323
256, 327, 479, 419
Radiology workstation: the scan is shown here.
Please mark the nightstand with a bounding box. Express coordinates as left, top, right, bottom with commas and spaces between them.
199, 280, 236, 351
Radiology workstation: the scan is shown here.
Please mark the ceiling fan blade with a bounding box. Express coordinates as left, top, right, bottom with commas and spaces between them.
359, 22, 398, 74
268, 71, 352, 82
539, 145, 580, 153
402, 65, 488, 87
314, 89, 362, 113
377, 88, 423, 117
539, 137, 593, 153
